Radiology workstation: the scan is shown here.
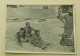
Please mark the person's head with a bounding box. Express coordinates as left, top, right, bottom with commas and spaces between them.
25, 22, 30, 28
58, 6, 62, 9
20, 28, 25, 33
35, 30, 40, 34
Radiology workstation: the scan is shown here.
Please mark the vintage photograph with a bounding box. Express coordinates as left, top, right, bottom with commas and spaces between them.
5, 5, 75, 54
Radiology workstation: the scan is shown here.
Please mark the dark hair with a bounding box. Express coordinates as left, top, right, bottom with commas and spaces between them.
20, 28, 25, 31
35, 30, 40, 34
20, 28, 26, 39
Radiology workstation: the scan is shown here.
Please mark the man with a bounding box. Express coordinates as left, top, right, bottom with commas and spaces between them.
24, 22, 35, 43
60, 5, 73, 46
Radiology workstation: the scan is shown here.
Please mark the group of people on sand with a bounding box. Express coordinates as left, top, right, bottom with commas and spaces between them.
16, 22, 50, 50
58, 5, 74, 46
15, 5, 73, 50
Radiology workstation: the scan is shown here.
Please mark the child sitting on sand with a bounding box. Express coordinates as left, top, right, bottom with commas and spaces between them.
16, 28, 26, 46
31, 30, 50, 50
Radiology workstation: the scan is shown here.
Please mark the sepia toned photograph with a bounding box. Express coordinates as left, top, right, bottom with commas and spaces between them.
5, 5, 76, 54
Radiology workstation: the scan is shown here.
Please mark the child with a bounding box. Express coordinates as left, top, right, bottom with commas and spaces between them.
31, 30, 49, 50
16, 28, 26, 47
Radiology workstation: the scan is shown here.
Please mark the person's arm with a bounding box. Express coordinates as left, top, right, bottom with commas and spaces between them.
38, 35, 41, 40
59, 15, 66, 24
57, 8, 62, 18
24, 27, 26, 32
60, 16, 65, 23
58, 16, 63, 23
